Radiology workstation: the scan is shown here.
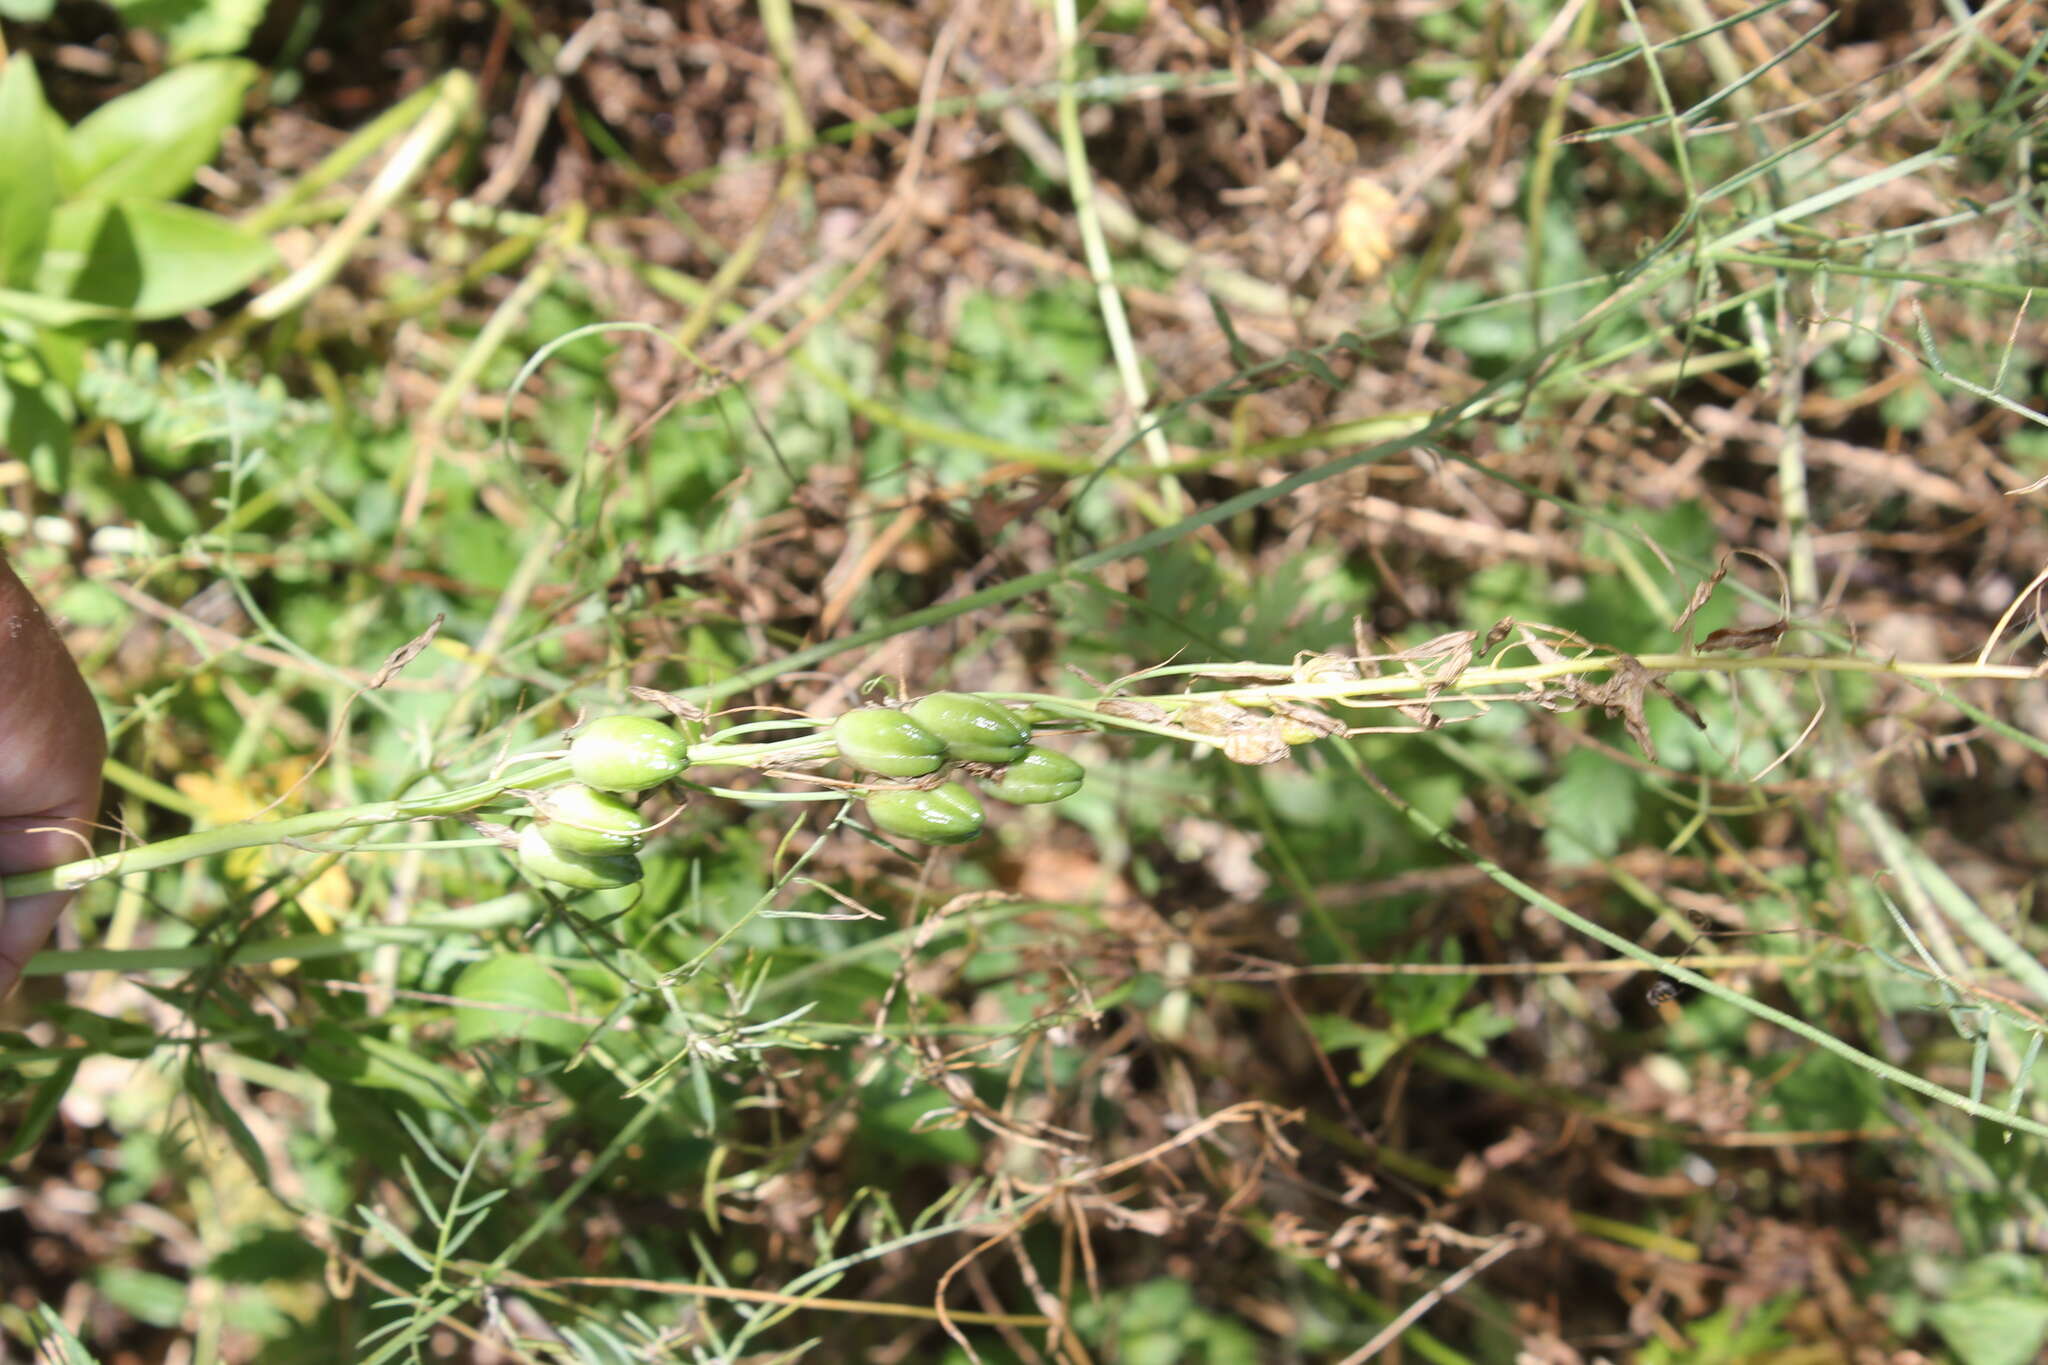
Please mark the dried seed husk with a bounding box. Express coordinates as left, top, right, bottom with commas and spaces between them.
1178, 699, 1256, 736
1274, 703, 1345, 746
1291, 651, 1360, 685
1222, 726, 1292, 766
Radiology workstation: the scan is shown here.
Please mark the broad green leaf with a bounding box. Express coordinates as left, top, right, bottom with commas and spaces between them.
0, 56, 61, 288
1441, 1002, 1514, 1057
93, 1268, 187, 1329
1307, 1015, 1407, 1084
64, 58, 257, 201
1928, 1295, 2048, 1365
1543, 747, 1638, 865
0, 0, 57, 21
0, 369, 75, 492
452, 955, 585, 1052
111, 0, 268, 61
0, 287, 124, 327
37, 200, 275, 319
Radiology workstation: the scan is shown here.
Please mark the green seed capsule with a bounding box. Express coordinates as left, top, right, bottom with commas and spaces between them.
982, 746, 1085, 805
833, 708, 948, 777
863, 781, 986, 845
570, 715, 689, 793
533, 783, 649, 856
517, 825, 643, 890
905, 692, 1029, 764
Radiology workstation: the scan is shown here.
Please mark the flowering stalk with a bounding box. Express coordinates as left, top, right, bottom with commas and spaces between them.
7, 646, 2035, 899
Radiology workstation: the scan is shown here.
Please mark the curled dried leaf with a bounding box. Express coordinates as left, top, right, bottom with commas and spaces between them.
1568, 655, 1707, 760
1397, 630, 1477, 696
1397, 630, 1478, 664
1569, 656, 1659, 760
628, 686, 710, 724
1697, 621, 1787, 653
370, 614, 445, 690
1395, 700, 1445, 730
1672, 560, 1731, 635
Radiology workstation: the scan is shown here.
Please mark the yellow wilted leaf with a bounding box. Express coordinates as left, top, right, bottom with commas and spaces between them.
173, 770, 271, 881
296, 863, 352, 936
174, 770, 265, 824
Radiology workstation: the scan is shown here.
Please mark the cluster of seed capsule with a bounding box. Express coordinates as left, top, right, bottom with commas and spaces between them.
515, 716, 691, 891
833, 692, 1084, 845
512, 697, 1082, 891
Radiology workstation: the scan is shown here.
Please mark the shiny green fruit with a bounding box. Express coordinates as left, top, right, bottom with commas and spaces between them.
517, 825, 643, 890
905, 692, 1029, 764
833, 708, 948, 777
570, 715, 689, 792
863, 781, 986, 845
982, 746, 1085, 805
533, 783, 649, 856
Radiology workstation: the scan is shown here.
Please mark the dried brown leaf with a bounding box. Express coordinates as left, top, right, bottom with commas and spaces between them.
1570, 656, 1658, 760
628, 685, 709, 723
1697, 621, 1787, 653
1672, 560, 1730, 635
369, 613, 444, 690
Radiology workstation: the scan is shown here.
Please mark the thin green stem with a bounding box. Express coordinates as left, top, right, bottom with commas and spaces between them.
1053, 0, 1182, 511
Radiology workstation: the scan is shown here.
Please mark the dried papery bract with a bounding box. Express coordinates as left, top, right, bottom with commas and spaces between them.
1178, 699, 1293, 765
1222, 726, 1292, 766
1096, 696, 1170, 725
1292, 650, 1362, 686
1273, 702, 1346, 746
